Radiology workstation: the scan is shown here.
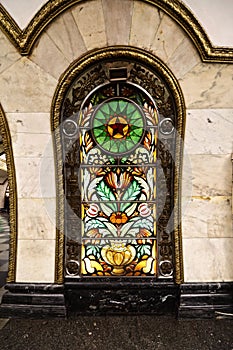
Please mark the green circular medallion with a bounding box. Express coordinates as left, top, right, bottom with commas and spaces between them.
92, 98, 145, 154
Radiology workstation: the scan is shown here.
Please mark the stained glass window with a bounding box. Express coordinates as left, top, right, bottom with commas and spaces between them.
61, 60, 177, 280
78, 82, 158, 276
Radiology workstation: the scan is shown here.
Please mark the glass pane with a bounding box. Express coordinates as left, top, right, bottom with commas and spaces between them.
81, 239, 157, 276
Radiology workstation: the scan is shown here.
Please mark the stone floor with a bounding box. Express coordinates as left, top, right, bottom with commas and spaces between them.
0, 315, 233, 350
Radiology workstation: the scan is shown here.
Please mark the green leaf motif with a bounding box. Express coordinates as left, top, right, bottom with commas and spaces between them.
132, 218, 153, 231
120, 180, 141, 211
96, 181, 115, 201
96, 181, 117, 211
85, 219, 106, 230
86, 245, 101, 259
136, 244, 151, 258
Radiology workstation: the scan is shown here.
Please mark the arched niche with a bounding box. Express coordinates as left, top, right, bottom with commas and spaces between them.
52, 47, 185, 286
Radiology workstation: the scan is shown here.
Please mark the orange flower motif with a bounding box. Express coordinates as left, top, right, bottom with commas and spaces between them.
110, 212, 128, 225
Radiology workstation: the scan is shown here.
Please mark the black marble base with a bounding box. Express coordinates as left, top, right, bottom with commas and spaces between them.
65, 278, 179, 316
1, 281, 233, 319
178, 282, 233, 319
0, 283, 66, 318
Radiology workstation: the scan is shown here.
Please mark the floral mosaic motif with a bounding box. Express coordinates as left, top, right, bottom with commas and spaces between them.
82, 163, 155, 240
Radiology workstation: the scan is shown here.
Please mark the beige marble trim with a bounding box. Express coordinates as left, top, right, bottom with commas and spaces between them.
0, 0, 233, 62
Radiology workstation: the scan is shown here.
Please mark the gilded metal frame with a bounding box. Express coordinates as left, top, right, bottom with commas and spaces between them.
0, 0, 233, 62
51, 46, 186, 284
0, 104, 17, 282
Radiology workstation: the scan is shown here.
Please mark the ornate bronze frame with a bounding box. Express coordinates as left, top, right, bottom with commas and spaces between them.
0, 104, 17, 282
51, 46, 186, 284
0, 0, 233, 62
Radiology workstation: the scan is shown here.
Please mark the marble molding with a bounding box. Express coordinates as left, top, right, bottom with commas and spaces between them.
150, 12, 186, 63
182, 154, 232, 197
16, 239, 56, 283
0, 31, 20, 75
30, 32, 70, 80
184, 109, 233, 155
72, 0, 107, 50
166, 37, 200, 79
0, 57, 57, 113
129, 1, 161, 49
180, 64, 233, 108
17, 198, 56, 240
45, 10, 86, 62
103, 0, 133, 46
182, 196, 232, 239
14, 157, 55, 199
25, 1, 203, 84
183, 238, 233, 282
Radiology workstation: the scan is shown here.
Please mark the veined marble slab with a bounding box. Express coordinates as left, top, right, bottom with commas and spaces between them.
18, 198, 56, 240
16, 239, 56, 283
30, 32, 70, 80
72, 0, 107, 50
182, 196, 232, 239
0, 58, 56, 113
45, 10, 86, 62
184, 109, 233, 155
14, 157, 55, 198
103, 0, 133, 46
7, 113, 50, 135
130, 1, 161, 49
180, 64, 233, 108
0, 31, 20, 75
183, 238, 233, 282
182, 154, 232, 197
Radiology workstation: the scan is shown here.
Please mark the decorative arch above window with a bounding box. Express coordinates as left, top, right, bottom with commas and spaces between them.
52, 47, 185, 284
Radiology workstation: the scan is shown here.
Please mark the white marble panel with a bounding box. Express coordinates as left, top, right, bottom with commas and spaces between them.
14, 157, 55, 198
129, 1, 161, 49
102, 0, 132, 46
182, 196, 232, 239
12, 133, 52, 158
72, 0, 107, 50
167, 37, 200, 79
46, 10, 86, 62
184, 109, 233, 155
30, 32, 70, 79
183, 238, 233, 282
16, 239, 56, 283
0, 31, 20, 74
1, 0, 47, 29
0, 57, 57, 113
180, 64, 233, 108
150, 13, 185, 63
18, 198, 56, 240
182, 154, 232, 197
7, 113, 50, 135
184, 0, 233, 47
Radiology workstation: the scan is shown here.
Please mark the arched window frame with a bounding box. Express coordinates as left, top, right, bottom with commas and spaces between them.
51, 47, 186, 284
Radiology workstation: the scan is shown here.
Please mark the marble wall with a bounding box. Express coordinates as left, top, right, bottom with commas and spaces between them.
0, 0, 232, 283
